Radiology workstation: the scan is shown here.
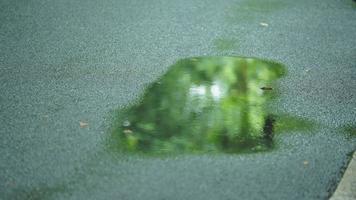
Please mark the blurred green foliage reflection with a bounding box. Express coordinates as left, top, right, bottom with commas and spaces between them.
110, 57, 311, 155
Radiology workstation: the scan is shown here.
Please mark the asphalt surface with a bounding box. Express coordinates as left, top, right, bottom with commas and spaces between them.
0, 0, 355, 199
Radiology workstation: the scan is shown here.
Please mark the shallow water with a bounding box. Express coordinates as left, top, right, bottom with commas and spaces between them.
109, 57, 313, 155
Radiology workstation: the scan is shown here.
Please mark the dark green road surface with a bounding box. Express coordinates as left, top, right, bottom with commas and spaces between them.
1, 0, 355, 199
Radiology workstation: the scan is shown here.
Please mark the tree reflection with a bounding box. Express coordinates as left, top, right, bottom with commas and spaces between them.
109, 57, 311, 154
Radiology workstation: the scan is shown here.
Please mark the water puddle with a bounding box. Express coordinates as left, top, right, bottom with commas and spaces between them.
109, 56, 311, 155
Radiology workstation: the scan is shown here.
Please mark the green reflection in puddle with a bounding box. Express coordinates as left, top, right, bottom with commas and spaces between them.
109, 56, 310, 155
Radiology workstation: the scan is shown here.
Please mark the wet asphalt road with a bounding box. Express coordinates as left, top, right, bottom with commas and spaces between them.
0, 0, 355, 199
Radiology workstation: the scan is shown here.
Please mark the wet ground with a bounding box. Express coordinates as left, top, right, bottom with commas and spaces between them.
1, 0, 355, 199
110, 57, 298, 155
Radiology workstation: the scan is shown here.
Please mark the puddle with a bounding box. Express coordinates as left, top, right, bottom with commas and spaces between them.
109, 56, 310, 155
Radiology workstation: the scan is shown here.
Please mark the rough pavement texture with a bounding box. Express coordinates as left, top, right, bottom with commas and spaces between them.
0, 0, 355, 199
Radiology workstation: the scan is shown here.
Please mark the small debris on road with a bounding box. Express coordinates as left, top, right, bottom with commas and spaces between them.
80, 121, 89, 128
261, 86, 273, 90
260, 22, 269, 27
